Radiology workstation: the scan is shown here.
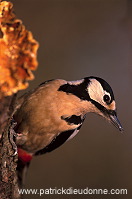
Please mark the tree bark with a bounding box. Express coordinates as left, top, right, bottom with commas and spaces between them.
0, 95, 20, 199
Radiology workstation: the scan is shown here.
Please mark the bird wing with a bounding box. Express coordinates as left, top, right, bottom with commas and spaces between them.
35, 124, 83, 156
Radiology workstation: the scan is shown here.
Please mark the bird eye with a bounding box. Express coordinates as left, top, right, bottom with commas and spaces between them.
103, 94, 110, 104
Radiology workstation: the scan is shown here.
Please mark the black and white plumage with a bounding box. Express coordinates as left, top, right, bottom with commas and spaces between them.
14, 76, 123, 158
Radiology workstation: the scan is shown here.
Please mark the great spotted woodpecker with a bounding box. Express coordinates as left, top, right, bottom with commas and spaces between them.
14, 77, 123, 183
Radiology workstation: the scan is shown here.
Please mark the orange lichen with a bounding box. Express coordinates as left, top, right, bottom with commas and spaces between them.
0, 1, 39, 96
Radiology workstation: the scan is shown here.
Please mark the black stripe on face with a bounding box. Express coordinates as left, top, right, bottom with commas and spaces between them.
35, 128, 79, 155
90, 99, 116, 117
61, 115, 85, 125
58, 78, 91, 101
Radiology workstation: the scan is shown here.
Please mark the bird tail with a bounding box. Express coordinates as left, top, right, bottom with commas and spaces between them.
17, 148, 33, 187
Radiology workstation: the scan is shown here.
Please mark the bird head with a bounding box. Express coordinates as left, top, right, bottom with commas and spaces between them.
59, 76, 123, 132
86, 76, 123, 131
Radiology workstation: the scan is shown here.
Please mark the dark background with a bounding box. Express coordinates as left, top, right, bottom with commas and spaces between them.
11, 0, 131, 198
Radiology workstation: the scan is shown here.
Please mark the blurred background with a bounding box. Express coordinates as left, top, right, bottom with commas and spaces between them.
11, 0, 131, 198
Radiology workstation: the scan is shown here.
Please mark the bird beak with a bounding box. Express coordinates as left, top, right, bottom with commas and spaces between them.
109, 112, 123, 132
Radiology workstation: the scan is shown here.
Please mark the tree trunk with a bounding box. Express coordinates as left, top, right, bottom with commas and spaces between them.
0, 96, 20, 199
0, 0, 39, 198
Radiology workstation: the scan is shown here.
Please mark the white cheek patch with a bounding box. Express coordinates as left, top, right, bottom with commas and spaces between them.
88, 79, 116, 110
88, 79, 104, 104
68, 79, 84, 85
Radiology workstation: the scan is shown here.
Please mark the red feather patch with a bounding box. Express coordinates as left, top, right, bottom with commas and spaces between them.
18, 148, 33, 163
